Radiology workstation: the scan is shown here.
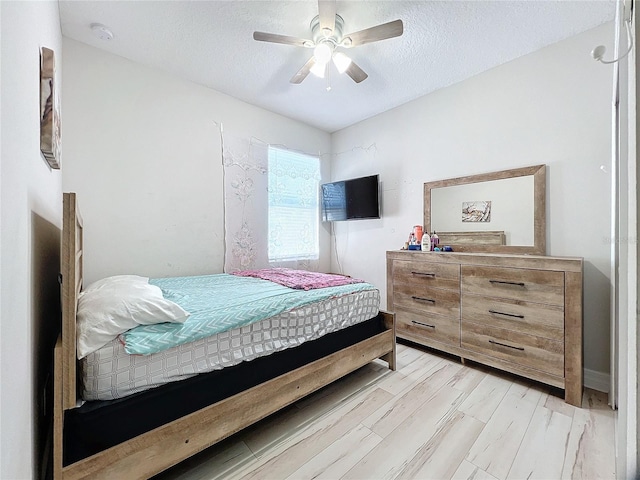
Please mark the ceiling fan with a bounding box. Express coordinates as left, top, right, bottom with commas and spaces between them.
253, 0, 403, 85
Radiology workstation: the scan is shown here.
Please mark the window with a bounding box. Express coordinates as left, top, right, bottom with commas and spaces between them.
268, 147, 320, 262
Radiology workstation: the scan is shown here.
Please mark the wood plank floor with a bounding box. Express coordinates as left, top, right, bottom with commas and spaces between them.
154, 343, 616, 480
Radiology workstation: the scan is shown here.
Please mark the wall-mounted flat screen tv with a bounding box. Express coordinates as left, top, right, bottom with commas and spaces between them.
321, 174, 380, 221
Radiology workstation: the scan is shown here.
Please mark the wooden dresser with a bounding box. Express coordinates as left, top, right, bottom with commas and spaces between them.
386, 250, 583, 406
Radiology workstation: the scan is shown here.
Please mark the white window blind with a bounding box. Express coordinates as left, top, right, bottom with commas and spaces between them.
268, 147, 320, 262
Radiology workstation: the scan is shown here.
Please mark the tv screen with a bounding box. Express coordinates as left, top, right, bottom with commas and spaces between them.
321, 174, 380, 222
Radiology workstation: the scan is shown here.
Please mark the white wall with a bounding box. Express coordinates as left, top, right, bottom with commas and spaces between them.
331, 23, 615, 380
0, 1, 63, 478
62, 39, 331, 285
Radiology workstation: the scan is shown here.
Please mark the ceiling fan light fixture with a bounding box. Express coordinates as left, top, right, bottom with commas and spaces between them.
333, 52, 352, 74
310, 61, 326, 78
255, 2, 404, 86
313, 42, 332, 64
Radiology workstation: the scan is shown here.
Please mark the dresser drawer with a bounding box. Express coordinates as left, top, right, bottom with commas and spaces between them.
392, 259, 460, 291
461, 322, 564, 377
461, 265, 564, 306
393, 283, 460, 317
396, 308, 460, 347
462, 294, 564, 341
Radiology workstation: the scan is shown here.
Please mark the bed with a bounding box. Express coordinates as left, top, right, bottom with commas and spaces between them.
53, 192, 396, 479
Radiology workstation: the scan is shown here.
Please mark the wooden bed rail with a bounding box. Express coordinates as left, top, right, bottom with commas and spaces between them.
54, 316, 395, 479
62, 193, 82, 411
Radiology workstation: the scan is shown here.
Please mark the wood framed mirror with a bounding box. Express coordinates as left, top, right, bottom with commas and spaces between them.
424, 164, 546, 255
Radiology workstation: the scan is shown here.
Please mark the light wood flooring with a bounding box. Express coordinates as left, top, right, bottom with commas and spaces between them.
155, 342, 616, 480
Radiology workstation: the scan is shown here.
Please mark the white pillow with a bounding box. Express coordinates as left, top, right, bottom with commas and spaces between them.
76, 275, 190, 359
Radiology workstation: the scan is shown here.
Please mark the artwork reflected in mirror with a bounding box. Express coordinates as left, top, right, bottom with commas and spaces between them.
424, 165, 545, 255
462, 201, 491, 222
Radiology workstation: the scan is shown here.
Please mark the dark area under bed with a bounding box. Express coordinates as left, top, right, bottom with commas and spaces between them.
64, 315, 386, 465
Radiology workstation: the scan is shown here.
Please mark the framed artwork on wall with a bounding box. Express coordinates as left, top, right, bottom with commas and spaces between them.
40, 46, 61, 169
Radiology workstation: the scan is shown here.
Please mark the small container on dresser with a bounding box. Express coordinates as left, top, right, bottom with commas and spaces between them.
386, 250, 584, 406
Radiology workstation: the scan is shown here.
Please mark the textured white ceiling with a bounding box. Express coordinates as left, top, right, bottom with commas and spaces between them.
59, 1, 615, 133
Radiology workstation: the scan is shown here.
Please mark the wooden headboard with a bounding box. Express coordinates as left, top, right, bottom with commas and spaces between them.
435, 231, 506, 252
61, 192, 83, 410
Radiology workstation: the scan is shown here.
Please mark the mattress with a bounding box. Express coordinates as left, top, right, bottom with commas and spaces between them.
81, 288, 380, 400
125, 273, 376, 355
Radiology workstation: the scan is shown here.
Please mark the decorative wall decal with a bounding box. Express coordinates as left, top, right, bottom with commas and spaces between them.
462, 201, 491, 222
222, 132, 320, 273
40, 47, 61, 169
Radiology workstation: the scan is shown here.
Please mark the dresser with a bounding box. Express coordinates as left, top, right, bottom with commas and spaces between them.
386, 250, 583, 406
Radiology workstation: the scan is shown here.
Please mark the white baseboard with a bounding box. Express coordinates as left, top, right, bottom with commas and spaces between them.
584, 368, 610, 393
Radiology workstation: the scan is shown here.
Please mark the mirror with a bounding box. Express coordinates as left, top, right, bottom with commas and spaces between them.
424, 164, 546, 255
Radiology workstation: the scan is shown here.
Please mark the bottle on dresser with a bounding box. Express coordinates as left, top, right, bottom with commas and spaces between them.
431, 231, 439, 250
421, 231, 431, 251
413, 225, 423, 243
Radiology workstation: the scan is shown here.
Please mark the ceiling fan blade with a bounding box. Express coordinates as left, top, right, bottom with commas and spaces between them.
318, 0, 336, 34
290, 56, 317, 84
343, 19, 403, 47
344, 60, 368, 83
253, 31, 313, 47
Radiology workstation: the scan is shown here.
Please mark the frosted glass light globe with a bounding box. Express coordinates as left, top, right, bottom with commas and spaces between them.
313, 43, 332, 64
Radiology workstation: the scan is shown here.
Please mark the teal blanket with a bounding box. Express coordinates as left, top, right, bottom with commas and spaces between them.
122, 273, 376, 355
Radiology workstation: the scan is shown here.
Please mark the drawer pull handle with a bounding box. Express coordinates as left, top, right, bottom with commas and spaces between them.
489, 339, 525, 351
489, 280, 525, 287
412, 320, 436, 329
489, 309, 525, 319
411, 296, 435, 304
411, 271, 436, 277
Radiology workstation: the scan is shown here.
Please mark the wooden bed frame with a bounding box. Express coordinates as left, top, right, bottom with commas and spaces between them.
53, 192, 396, 479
